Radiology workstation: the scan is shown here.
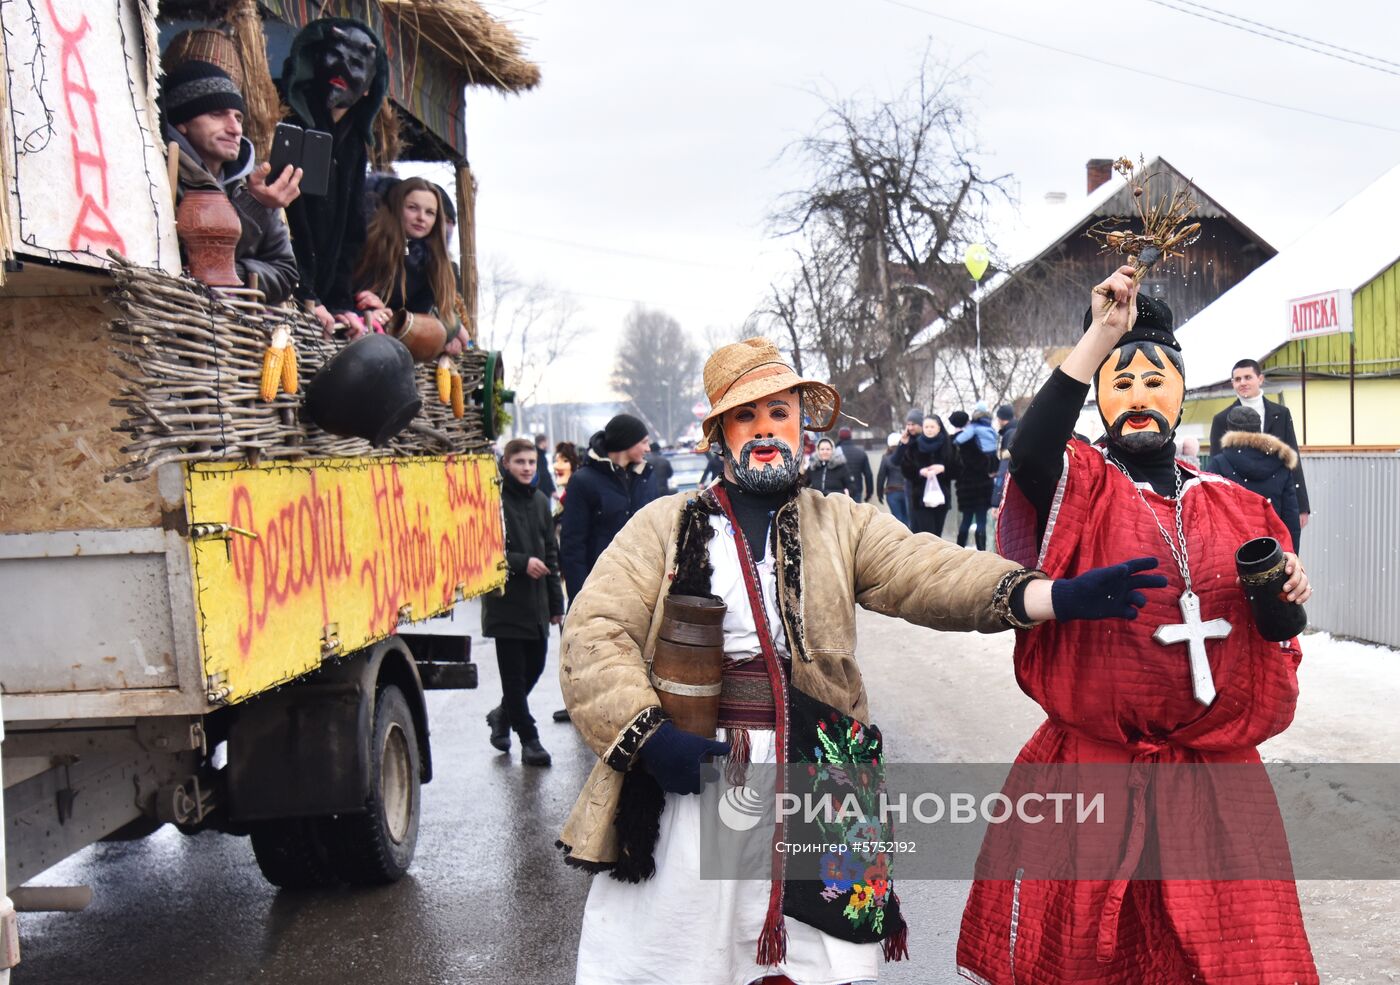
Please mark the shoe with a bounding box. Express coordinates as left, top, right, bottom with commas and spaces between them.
552, 708, 571, 724
486, 706, 511, 752
521, 738, 552, 767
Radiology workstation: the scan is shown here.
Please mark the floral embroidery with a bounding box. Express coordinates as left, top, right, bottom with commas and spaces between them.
792, 700, 898, 936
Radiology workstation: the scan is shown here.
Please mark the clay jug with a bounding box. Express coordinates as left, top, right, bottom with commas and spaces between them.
177, 190, 242, 287
387, 309, 448, 363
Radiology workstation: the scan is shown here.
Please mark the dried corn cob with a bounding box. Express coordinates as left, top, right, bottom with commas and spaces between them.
259, 326, 291, 402
281, 338, 299, 394
450, 369, 465, 419
436, 354, 452, 404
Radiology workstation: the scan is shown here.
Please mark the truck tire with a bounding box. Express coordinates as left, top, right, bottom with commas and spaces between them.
250, 818, 338, 889
323, 684, 421, 885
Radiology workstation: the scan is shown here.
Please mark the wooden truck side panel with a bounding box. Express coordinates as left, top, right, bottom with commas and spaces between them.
187, 455, 506, 705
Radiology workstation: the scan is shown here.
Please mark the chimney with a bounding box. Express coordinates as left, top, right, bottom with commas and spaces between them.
1086, 158, 1113, 194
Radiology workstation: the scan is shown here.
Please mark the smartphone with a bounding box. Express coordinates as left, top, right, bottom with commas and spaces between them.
267, 122, 303, 183
298, 129, 332, 197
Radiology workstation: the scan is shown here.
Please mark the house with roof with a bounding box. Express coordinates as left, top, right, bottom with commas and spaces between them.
1176, 161, 1400, 448
915, 157, 1274, 414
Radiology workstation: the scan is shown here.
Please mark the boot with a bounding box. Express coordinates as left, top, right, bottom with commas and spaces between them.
486, 705, 511, 752
521, 737, 552, 767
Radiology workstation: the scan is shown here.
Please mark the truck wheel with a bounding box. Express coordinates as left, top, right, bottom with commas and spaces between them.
324, 684, 421, 885
250, 818, 338, 889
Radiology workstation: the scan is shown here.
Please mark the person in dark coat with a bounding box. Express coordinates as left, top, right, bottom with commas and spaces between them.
893, 414, 955, 536
1209, 359, 1310, 545
483, 438, 564, 767
559, 414, 657, 598
699, 449, 725, 487
991, 403, 1019, 510
803, 437, 851, 495
1208, 406, 1302, 551
533, 433, 556, 497
836, 427, 874, 502
952, 405, 998, 550
647, 442, 675, 495
876, 432, 911, 528
278, 17, 388, 337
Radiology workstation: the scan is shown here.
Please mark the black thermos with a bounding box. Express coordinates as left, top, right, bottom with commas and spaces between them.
1235, 537, 1308, 642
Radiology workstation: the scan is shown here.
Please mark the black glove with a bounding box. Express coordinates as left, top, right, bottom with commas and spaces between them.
637, 721, 730, 795
1051, 556, 1167, 622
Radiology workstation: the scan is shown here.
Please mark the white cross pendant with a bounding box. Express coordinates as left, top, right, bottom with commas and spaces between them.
1152, 590, 1230, 706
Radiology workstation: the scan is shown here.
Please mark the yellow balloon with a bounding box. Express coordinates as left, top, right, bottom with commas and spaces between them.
964, 243, 990, 281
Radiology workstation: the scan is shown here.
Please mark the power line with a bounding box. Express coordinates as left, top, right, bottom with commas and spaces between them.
1155, 0, 1400, 72
873, 0, 1400, 136
1145, 0, 1400, 78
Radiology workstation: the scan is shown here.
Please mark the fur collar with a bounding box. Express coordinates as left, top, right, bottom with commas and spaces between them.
1220, 430, 1298, 469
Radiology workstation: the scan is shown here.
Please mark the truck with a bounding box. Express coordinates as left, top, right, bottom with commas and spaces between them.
0, 0, 538, 964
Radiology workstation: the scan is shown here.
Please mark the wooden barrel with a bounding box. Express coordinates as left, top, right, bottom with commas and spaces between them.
659, 593, 726, 647
650, 637, 725, 738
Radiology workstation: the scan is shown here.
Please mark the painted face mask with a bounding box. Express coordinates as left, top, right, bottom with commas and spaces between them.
312, 24, 378, 113
1096, 341, 1186, 454
719, 390, 803, 495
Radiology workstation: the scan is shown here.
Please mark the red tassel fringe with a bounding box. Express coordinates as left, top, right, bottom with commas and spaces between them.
725, 727, 751, 787
756, 904, 788, 966
882, 923, 910, 962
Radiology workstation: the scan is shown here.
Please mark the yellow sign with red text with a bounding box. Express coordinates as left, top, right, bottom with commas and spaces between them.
186, 455, 505, 704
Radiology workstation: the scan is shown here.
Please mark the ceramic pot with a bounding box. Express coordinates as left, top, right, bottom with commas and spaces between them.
387, 309, 448, 363
177, 189, 242, 287
303, 334, 422, 447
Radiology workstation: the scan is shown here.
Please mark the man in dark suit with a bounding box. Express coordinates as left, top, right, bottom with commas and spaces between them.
1209, 358, 1311, 544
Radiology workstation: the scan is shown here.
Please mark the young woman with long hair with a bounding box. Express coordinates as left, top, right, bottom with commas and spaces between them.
352, 176, 468, 353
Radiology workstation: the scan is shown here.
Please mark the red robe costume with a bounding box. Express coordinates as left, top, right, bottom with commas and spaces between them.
957, 439, 1318, 985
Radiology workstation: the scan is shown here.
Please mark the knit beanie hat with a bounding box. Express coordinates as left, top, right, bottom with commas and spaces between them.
996, 403, 1015, 422
905, 407, 924, 424
1226, 406, 1263, 433
603, 413, 648, 452
948, 410, 970, 428
163, 60, 246, 127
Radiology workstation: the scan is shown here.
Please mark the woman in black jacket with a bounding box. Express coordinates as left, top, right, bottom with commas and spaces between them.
484, 438, 565, 766
1208, 407, 1302, 551
804, 437, 852, 496
894, 415, 956, 536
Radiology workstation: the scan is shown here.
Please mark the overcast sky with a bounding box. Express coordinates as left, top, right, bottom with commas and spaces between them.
444, 0, 1400, 407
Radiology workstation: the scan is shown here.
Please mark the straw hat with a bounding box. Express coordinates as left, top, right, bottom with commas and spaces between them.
695, 337, 840, 452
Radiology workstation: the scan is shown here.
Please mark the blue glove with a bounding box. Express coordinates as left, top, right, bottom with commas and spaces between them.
637, 721, 731, 795
1051, 556, 1168, 622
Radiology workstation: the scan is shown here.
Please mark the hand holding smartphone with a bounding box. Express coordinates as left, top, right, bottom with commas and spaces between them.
268, 122, 332, 197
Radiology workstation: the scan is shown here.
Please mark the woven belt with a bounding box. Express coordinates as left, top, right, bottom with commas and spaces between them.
717, 655, 786, 730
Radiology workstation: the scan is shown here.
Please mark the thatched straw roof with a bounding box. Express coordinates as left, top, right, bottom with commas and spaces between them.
380, 0, 540, 92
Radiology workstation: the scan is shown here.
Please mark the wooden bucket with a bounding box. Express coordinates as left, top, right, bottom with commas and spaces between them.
659, 593, 726, 647
650, 637, 724, 738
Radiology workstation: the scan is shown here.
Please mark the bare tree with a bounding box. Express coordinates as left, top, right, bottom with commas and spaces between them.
613, 307, 702, 445
477, 256, 588, 427
766, 54, 1015, 430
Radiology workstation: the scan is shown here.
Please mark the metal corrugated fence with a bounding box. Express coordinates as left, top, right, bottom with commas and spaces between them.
1298, 453, 1400, 648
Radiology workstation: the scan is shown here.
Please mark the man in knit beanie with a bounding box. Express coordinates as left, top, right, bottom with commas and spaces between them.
162, 57, 300, 302
558, 413, 658, 598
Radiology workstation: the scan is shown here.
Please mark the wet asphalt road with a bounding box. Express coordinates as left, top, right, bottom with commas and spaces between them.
15, 607, 984, 984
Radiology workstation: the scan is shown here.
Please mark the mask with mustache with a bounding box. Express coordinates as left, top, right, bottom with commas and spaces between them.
721, 436, 800, 495
1095, 341, 1185, 455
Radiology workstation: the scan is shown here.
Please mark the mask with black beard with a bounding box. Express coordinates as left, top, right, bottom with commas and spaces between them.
720, 436, 800, 495
312, 24, 378, 113
1103, 409, 1174, 453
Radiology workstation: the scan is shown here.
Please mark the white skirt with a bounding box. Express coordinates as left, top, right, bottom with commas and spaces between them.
575, 728, 880, 985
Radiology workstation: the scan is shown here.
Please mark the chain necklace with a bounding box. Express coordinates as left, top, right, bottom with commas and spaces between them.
1104, 451, 1229, 707
1105, 453, 1192, 590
